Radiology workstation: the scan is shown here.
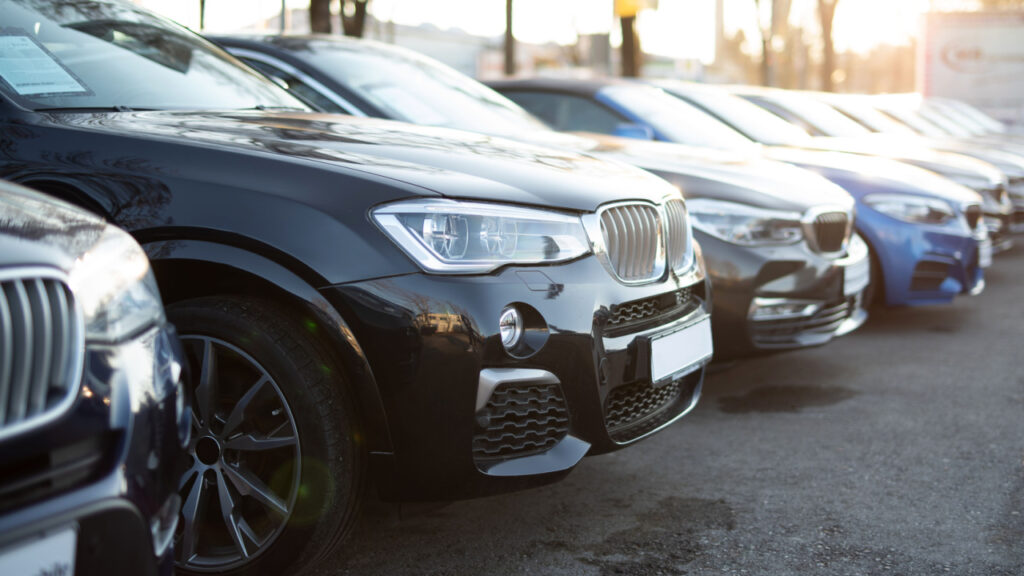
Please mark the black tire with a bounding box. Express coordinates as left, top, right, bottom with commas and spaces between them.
170, 296, 363, 576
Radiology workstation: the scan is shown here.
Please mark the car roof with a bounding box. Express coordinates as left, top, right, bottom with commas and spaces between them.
485, 77, 638, 97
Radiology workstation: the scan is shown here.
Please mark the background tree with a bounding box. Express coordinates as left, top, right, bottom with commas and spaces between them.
752, 0, 792, 86
818, 0, 839, 92
309, 0, 370, 36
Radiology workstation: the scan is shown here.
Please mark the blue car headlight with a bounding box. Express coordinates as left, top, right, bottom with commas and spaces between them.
863, 193, 955, 225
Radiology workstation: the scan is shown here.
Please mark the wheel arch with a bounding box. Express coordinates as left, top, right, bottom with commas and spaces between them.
144, 238, 394, 457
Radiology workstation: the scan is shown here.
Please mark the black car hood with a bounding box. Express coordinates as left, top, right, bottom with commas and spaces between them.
574, 134, 854, 213
45, 110, 679, 212
0, 181, 106, 271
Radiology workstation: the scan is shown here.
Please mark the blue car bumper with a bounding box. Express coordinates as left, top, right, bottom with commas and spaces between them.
856, 207, 985, 307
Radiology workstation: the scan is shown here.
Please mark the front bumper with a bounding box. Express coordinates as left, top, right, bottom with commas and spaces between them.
696, 231, 867, 357
324, 255, 710, 501
0, 324, 187, 576
984, 212, 1014, 252
857, 208, 986, 306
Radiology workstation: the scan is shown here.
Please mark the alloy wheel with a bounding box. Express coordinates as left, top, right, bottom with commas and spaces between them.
175, 335, 301, 572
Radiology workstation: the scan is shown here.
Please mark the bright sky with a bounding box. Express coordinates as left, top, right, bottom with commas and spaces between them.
136, 0, 933, 62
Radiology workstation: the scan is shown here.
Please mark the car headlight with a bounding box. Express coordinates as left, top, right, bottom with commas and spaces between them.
373, 199, 591, 274
69, 225, 165, 342
863, 193, 955, 224
686, 198, 803, 246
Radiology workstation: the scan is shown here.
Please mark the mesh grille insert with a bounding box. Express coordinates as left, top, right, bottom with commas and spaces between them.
603, 370, 702, 443
473, 382, 570, 463
604, 288, 696, 335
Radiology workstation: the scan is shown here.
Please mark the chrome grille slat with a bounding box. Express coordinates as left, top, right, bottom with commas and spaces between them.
599, 203, 667, 283
27, 280, 53, 417
0, 273, 81, 436
7, 280, 33, 424
664, 199, 689, 270
48, 283, 70, 396
0, 286, 12, 427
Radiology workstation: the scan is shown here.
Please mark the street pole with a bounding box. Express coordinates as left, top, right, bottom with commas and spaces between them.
280, 0, 286, 33
199, 0, 205, 30
620, 14, 639, 77
504, 0, 515, 76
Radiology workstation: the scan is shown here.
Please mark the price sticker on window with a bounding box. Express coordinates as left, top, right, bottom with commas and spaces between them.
0, 34, 89, 96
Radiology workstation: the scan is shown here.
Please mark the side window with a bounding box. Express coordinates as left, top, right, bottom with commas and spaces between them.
242, 58, 346, 114
504, 91, 625, 134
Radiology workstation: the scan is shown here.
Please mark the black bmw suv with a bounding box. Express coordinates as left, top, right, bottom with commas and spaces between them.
0, 180, 187, 575
0, 2, 712, 574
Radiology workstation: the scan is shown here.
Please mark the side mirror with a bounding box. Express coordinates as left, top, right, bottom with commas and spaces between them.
612, 123, 655, 141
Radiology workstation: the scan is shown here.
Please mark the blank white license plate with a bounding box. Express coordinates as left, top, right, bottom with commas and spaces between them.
0, 527, 76, 576
843, 254, 871, 297
979, 238, 993, 268
650, 317, 713, 383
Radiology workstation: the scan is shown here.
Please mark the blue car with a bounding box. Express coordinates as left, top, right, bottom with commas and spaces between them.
489, 78, 990, 307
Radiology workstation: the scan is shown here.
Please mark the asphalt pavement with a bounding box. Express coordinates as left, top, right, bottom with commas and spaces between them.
326, 247, 1024, 576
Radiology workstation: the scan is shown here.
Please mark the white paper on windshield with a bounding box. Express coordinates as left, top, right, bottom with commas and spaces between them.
0, 35, 89, 96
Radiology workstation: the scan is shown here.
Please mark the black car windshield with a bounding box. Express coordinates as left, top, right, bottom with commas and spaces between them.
757, 93, 874, 138
598, 85, 756, 151
289, 39, 548, 135
0, 0, 305, 111
668, 87, 813, 147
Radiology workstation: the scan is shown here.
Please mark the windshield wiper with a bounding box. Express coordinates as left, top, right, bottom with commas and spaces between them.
250, 105, 308, 112
35, 105, 155, 113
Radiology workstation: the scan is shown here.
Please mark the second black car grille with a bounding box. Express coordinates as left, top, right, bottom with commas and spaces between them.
1, 275, 80, 433
751, 298, 853, 346
604, 288, 697, 336
810, 212, 849, 253
473, 382, 570, 463
603, 370, 701, 443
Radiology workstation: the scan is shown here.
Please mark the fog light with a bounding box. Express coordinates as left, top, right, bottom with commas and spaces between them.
499, 306, 524, 349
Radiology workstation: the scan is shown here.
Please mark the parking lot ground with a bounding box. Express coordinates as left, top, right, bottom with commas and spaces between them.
325, 248, 1024, 576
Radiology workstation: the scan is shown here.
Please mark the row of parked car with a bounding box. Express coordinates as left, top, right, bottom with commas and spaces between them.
0, 1, 1019, 575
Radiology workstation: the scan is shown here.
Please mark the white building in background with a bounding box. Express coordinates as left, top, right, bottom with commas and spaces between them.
918, 11, 1024, 126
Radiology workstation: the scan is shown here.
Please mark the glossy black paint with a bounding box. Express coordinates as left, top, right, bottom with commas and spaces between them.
0, 31, 712, 503
0, 181, 184, 576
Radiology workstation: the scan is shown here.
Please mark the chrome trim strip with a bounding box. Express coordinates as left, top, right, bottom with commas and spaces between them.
476, 368, 560, 412
748, 297, 824, 321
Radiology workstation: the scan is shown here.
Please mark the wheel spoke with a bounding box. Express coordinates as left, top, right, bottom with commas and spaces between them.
225, 433, 297, 452
194, 340, 217, 428
222, 463, 289, 517
222, 375, 269, 437
214, 468, 250, 559
180, 471, 209, 562
178, 462, 200, 491
238, 517, 266, 548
